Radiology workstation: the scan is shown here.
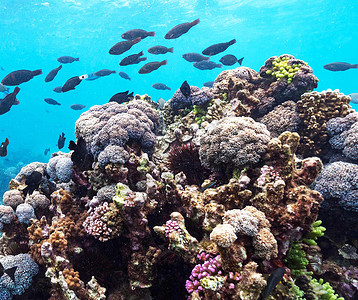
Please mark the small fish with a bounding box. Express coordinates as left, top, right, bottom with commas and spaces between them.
45, 65, 62, 82
0, 138, 9, 157
0, 262, 17, 281
138, 60, 167, 74
157, 98, 165, 109
219, 55, 244, 66
324, 62, 358, 71
57, 56, 79, 64
349, 93, 358, 104
61, 76, 82, 92
44, 147, 50, 155
93, 69, 116, 77
152, 83, 171, 90
202, 39, 236, 56
193, 61, 222, 70
165, 19, 200, 39
119, 51, 147, 66
121, 29, 155, 40
44, 98, 61, 106
70, 104, 86, 110
118, 71, 131, 80
1, 69, 42, 86
0, 67, 4, 71
148, 46, 173, 55
0, 83, 9, 93
58, 132, 66, 149
0, 87, 20, 115
109, 91, 134, 104
23, 171, 42, 196
180, 80, 191, 98
259, 268, 285, 300
53, 86, 63, 93
182, 53, 210, 63
203, 81, 214, 88
109, 37, 142, 55
84, 73, 100, 81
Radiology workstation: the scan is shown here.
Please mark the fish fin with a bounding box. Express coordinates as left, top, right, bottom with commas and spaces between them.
238, 57, 244, 65
148, 31, 155, 37
5, 266, 17, 282
205, 56, 211, 61
191, 18, 200, 26
133, 37, 142, 44
140, 57, 147, 62
32, 69, 42, 76
229, 39, 236, 45
161, 60, 168, 66
139, 51, 144, 56
169, 47, 174, 53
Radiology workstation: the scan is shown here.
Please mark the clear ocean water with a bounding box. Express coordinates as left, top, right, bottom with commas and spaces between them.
0, 0, 357, 198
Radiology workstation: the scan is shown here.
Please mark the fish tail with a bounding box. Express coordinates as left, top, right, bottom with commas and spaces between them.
32, 69, 43, 76
139, 51, 144, 56
229, 39, 236, 45
191, 18, 200, 26
13, 87, 20, 95
140, 57, 147, 62
218, 64, 223, 68
169, 47, 174, 53
351, 64, 358, 68
75, 58, 79, 61
238, 57, 244, 65
205, 56, 211, 60
161, 60, 168, 66
4, 138, 9, 146
148, 31, 155, 37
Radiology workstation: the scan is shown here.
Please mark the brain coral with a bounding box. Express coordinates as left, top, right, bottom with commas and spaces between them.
199, 117, 270, 172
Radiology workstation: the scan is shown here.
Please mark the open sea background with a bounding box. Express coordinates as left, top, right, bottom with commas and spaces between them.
0, 0, 357, 199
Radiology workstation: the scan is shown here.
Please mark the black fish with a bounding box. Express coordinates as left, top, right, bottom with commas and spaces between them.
44, 148, 50, 155
109, 37, 141, 55
93, 69, 116, 77
259, 268, 285, 300
57, 56, 79, 64
44, 98, 61, 106
148, 46, 173, 55
0, 263, 17, 282
203, 81, 214, 88
324, 62, 358, 71
152, 83, 171, 90
23, 171, 42, 196
0, 138, 9, 157
0, 87, 20, 115
109, 91, 134, 104
193, 61, 222, 70
61, 76, 82, 92
182, 53, 210, 63
202, 39, 236, 56
121, 29, 155, 40
165, 19, 200, 39
58, 132, 66, 149
1, 69, 42, 86
118, 72, 131, 80
139, 60, 167, 74
45, 65, 62, 82
180, 80, 191, 98
70, 104, 86, 110
119, 51, 147, 66
219, 54, 243, 66
69, 137, 94, 170
53, 86, 63, 93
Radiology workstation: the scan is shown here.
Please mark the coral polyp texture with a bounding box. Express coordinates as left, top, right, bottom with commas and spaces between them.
0, 54, 354, 299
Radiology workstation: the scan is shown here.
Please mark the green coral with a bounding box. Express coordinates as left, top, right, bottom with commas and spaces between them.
310, 278, 344, 300
193, 105, 207, 125
289, 281, 305, 300
301, 220, 326, 246
112, 183, 132, 207
285, 242, 310, 277
266, 56, 302, 84
200, 275, 226, 291
137, 157, 152, 174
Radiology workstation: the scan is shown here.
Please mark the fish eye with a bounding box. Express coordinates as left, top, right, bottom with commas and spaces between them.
79, 74, 88, 80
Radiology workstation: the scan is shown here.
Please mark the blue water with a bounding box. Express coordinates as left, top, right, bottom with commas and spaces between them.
0, 0, 357, 197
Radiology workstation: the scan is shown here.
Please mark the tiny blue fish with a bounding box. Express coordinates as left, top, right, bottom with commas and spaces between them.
118, 72, 131, 81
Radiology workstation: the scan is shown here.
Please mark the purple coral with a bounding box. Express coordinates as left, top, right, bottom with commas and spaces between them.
165, 219, 182, 238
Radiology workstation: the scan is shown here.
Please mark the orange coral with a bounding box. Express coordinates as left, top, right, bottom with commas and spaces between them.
63, 268, 82, 291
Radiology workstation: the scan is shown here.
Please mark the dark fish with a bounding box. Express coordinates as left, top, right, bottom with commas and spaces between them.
23, 171, 42, 196
118, 72, 131, 80
69, 137, 94, 171
0, 138, 9, 157
324, 62, 358, 71
44, 98, 61, 106
93, 69, 116, 77
121, 29, 155, 40
45, 65, 62, 82
0, 263, 17, 282
349, 93, 358, 104
109, 37, 142, 55
0, 87, 20, 115
57, 56, 79, 64
259, 268, 286, 300
70, 104, 86, 110
203, 81, 214, 88
138, 60, 167, 74
119, 51, 147, 66
182, 53, 210, 63
193, 61, 222, 70
53, 86, 63, 93
0, 67, 4, 71
84, 73, 100, 81
180, 80, 191, 98
58, 132, 66, 149
109, 91, 134, 104
202, 39, 236, 56
148, 46, 173, 55
152, 83, 171, 90
61, 76, 82, 92
164, 19, 200, 39
219, 54, 244, 66
44, 147, 50, 155
0, 83, 9, 93
1, 69, 42, 86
